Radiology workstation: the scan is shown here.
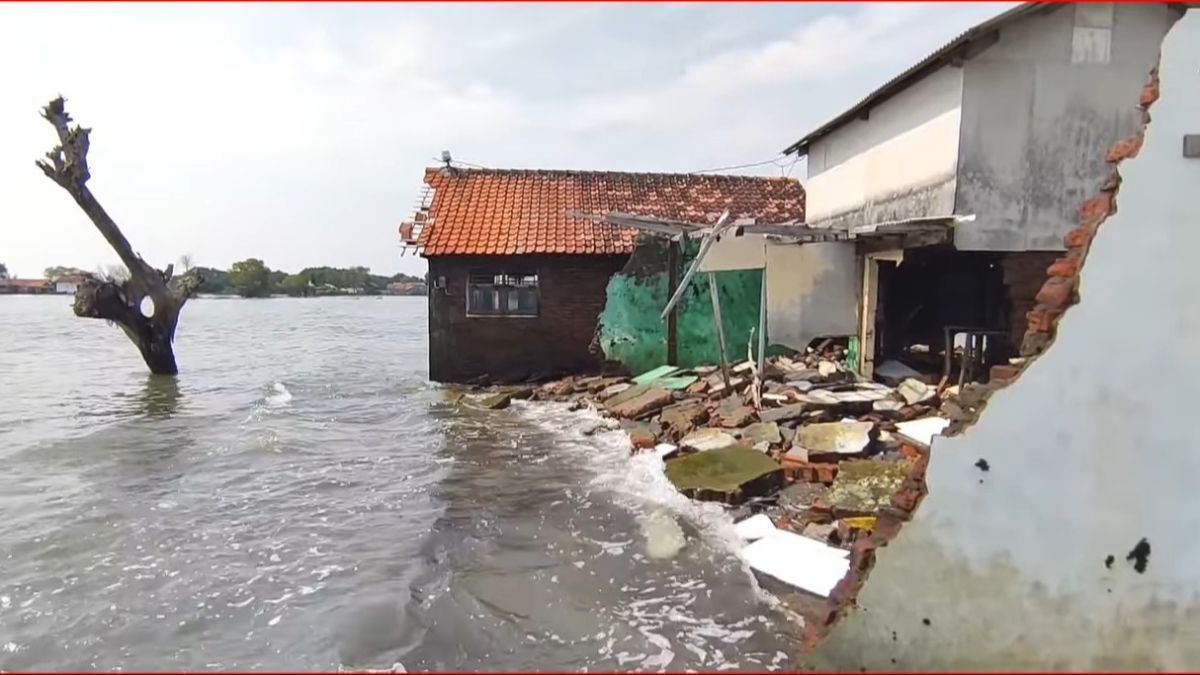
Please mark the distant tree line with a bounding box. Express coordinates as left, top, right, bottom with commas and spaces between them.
197, 259, 425, 298
30, 259, 425, 299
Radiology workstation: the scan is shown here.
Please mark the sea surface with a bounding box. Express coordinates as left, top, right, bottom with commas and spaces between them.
0, 295, 802, 671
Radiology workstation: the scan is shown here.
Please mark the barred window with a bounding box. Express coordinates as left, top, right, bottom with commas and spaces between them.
467, 271, 539, 317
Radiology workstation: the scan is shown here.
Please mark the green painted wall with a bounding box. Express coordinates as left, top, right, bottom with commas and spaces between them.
598, 236, 765, 375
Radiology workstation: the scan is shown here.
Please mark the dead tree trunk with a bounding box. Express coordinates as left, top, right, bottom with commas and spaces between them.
36, 97, 201, 375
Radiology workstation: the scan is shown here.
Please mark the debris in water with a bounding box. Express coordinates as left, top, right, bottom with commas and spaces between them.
638, 509, 687, 560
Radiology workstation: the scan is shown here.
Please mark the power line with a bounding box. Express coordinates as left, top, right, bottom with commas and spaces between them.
689, 155, 793, 175
429, 155, 488, 169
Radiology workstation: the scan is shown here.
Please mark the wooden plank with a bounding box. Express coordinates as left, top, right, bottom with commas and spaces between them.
708, 272, 731, 391
667, 240, 679, 365
661, 211, 730, 320
756, 271, 767, 375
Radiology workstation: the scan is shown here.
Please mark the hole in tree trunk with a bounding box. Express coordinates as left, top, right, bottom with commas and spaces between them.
139, 296, 156, 319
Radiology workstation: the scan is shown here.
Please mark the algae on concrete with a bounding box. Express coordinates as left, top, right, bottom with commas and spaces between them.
826, 458, 912, 514
665, 446, 784, 504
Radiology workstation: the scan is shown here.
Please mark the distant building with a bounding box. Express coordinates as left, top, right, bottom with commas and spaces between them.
386, 281, 426, 296
53, 274, 87, 295
0, 279, 54, 294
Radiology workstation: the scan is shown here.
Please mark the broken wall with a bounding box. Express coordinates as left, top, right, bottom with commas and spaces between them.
807, 11, 1199, 669
598, 236, 763, 375
766, 242, 857, 351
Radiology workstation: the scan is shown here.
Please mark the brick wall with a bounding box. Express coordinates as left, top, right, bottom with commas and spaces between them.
427, 254, 628, 383
1001, 251, 1059, 353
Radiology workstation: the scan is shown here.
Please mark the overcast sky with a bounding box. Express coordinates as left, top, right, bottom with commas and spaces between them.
0, 2, 1015, 279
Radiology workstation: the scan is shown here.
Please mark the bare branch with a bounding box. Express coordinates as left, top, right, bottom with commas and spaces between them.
38, 95, 196, 375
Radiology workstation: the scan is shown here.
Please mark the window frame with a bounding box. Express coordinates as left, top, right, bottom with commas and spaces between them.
465, 270, 541, 318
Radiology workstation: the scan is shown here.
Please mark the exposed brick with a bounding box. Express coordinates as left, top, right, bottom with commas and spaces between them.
1063, 223, 1098, 249
628, 429, 657, 449
791, 462, 840, 484
1026, 307, 1063, 333
1020, 330, 1053, 357
1100, 168, 1122, 193
1046, 256, 1079, 279
428, 254, 627, 383
1035, 277, 1074, 309
890, 485, 921, 512
990, 364, 1021, 382
1105, 134, 1144, 163
1140, 71, 1160, 107
1079, 194, 1112, 222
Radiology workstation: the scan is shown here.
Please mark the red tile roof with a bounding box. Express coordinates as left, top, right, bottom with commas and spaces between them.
0, 278, 52, 289
416, 167, 806, 257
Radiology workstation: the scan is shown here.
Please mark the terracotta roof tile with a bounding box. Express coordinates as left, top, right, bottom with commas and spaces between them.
416, 167, 805, 257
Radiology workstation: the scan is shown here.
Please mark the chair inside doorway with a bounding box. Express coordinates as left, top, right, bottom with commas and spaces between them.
872, 247, 1015, 385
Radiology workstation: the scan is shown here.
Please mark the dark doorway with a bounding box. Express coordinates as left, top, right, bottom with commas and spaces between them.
874, 247, 1011, 382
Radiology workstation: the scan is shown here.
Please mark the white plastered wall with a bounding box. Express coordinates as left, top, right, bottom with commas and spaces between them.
807, 10, 1200, 670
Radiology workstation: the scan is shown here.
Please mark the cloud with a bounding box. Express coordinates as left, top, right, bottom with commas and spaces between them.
0, 3, 1015, 278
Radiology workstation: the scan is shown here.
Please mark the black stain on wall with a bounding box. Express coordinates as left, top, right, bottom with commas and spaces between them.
1126, 538, 1151, 574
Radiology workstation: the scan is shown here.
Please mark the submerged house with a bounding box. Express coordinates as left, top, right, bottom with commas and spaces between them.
402, 167, 804, 383
778, 1, 1182, 380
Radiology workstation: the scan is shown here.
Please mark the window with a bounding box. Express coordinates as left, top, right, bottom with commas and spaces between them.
467, 271, 540, 317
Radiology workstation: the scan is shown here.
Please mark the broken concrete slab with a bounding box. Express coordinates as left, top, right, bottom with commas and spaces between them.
740, 421, 782, 446
607, 386, 673, 419
872, 399, 905, 413
895, 416, 951, 449
656, 375, 699, 391
598, 382, 632, 400
826, 458, 912, 515
588, 376, 629, 393
778, 481, 829, 512
626, 425, 658, 449
660, 401, 708, 437
604, 383, 650, 408
817, 360, 839, 377
481, 392, 513, 410
632, 365, 682, 385
713, 400, 756, 428
897, 378, 936, 405
664, 446, 784, 505
784, 443, 809, 464
759, 403, 807, 424
679, 428, 737, 452
795, 421, 874, 462
874, 359, 922, 385
802, 521, 837, 542
784, 369, 821, 383
734, 513, 779, 542
654, 443, 679, 460
742, 529, 851, 597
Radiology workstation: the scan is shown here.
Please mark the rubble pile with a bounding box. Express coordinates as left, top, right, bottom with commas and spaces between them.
468, 344, 982, 629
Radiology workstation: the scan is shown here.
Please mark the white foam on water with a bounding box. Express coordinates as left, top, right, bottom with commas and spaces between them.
516, 400, 796, 671
265, 382, 293, 408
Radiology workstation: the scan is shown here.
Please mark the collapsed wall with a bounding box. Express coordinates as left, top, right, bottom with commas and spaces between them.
805, 10, 1200, 670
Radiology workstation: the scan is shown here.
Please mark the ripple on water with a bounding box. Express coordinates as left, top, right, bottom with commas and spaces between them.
1, 297, 799, 671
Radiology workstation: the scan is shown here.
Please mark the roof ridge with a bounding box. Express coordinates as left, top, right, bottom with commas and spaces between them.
423, 166, 799, 182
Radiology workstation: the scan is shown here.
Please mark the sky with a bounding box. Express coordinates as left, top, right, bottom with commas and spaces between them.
0, 1, 1016, 279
